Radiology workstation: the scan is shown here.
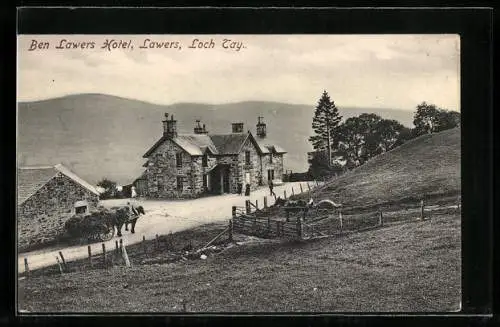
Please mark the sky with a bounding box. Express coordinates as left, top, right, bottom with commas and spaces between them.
17, 34, 460, 111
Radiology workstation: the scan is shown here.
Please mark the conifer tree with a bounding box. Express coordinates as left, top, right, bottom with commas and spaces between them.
308, 90, 343, 166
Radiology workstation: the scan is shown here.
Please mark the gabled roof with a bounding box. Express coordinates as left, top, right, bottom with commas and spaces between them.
17, 164, 99, 205
174, 134, 218, 156
143, 134, 218, 157
209, 133, 251, 155
143, 131, 283, 158
267, 145, 287, 154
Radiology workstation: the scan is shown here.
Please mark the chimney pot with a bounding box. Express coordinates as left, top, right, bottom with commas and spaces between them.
232, 122, 244, 133
163, 113, 177, 138
256, 116, 267, 138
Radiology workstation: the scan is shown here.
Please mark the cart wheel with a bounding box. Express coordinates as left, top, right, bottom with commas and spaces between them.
98, 224, 115, 241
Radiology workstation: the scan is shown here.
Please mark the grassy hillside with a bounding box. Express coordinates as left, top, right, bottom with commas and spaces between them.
18, 213, 460, 312
17, 93, 414, 185
307, 127, 461, 208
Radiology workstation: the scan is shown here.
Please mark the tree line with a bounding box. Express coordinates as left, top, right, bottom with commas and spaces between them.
308, 91, 460, 178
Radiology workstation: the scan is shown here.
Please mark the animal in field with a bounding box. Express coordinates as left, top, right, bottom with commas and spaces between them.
272, 197, 315, 220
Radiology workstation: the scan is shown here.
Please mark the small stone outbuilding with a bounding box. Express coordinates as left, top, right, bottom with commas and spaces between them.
17, 163, 100, 250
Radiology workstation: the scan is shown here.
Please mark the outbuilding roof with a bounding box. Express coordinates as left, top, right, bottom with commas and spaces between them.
17, 163, 99, 205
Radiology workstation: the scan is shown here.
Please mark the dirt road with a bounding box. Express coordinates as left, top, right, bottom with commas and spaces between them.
18, 181, 319, 272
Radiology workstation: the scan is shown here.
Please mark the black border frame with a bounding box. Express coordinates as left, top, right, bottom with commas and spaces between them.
3, 6, 495, 326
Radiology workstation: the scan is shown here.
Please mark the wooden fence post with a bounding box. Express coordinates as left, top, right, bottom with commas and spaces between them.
142, 235, 146, 254
56, 256, 64, 275
284, 190, 287, 199
122, 244, 131, 267
307, 182, 311, 192
339, 208, 343, 231
420, 199, 425, 220
58, 251, 67, 272
119, 238, 123, 251
88, 245, 92, 267
300, 183, 303, 193
255, 200, 258, 209
264, 196, 268, 208
228, 220, 233, 242
291, 187, 295, 196
297, 218, 303, 239
24, 258, 30, 277
102, 243, 107, 267
245, 200, 251, 214
232, 206, 237, 218
115, 240, 119, 254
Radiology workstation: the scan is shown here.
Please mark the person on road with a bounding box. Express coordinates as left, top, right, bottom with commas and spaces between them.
127, 201, 138, 216
269, 179, 276, 197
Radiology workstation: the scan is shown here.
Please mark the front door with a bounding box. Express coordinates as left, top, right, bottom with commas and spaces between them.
267, 169, 275, 181
222, 168, 230, 193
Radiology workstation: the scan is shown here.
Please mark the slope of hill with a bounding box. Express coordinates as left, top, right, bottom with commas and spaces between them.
17, 93, 415, 185
309, 127, 461, 207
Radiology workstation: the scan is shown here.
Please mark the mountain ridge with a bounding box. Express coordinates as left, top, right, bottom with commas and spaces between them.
18, 93, 416, 185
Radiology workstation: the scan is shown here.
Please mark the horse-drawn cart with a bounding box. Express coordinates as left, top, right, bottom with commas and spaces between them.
64, 211, 115, 242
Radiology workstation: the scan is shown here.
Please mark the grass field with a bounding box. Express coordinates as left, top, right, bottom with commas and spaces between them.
302, 128, 461, 208
18, 211, 460, 313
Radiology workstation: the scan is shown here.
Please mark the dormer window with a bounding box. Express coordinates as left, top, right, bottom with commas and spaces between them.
245, 151, 251, 165
176, 153, 182, 168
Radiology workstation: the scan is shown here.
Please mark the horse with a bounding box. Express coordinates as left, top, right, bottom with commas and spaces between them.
104, 205, 146, 237
124, 205, 145, 233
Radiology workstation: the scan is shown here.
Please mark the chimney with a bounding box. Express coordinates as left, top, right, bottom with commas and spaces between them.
232, 122, 244, 133
162, 113, 177, 139
194, 120, 208, 134
256, 116, 267, 138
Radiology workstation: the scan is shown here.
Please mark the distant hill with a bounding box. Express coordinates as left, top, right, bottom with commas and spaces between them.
17, 93, 415, 185
309, 127, 461, 207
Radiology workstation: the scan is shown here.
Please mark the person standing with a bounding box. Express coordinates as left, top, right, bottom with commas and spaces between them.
269, 179, 276, 197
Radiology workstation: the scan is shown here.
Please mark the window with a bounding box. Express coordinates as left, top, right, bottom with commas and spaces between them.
269, 153, 273, 164
202, 154, 208, 167
75, 205, 87, 214
176, 176, 183, 190
245, 151, 251, 165
203, 175, 208, 189
176, 153, 183, 167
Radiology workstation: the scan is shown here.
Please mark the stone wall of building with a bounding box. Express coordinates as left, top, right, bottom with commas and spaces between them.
144, 140, 197, 198
237, 137, 262, 191
218, 154, 241, 193
18, 172, 99, 251
191, 154, 218, 195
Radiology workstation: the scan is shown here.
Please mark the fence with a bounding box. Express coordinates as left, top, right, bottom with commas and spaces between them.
231, 194, 461, 241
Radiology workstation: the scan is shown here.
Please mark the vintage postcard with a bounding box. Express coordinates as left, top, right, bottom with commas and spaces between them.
17, 34, 461, 313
